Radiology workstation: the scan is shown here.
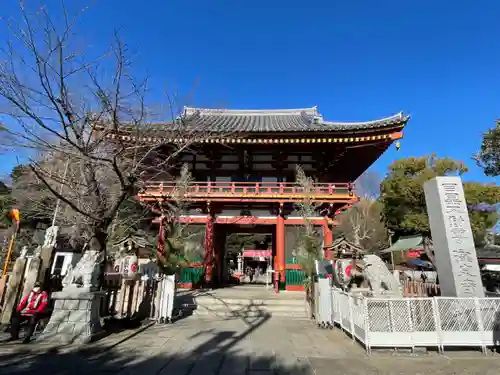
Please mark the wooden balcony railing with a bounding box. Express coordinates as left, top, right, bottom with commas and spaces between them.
139, 181, 355, 203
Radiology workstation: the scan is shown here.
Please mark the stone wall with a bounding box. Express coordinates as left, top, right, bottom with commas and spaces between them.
38, 291, 104, 344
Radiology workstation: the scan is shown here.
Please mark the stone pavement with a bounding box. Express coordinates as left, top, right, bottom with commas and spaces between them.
2, 315, 500, 374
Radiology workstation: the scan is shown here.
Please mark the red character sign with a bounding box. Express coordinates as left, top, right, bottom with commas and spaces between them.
345, 264, 352, 278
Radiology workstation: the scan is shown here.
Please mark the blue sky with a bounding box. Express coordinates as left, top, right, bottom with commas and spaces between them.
1, 0, 499, 183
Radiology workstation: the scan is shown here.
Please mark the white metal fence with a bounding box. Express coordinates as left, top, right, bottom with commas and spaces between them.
326, 287, 500, 354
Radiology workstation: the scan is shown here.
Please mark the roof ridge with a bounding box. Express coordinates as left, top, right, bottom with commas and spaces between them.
183, 106, 318, 117
320, 112, 409, 126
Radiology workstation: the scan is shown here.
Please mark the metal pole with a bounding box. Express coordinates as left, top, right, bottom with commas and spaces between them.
1, 232, 17, 279
51, 161, 69, 227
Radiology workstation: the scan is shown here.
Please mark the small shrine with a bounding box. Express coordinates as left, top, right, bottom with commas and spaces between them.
113, 235, 150, 256
112, 234, 152, 280
324, 237, 364, 260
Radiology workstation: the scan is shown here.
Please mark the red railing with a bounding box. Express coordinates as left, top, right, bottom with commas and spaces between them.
402, 281, 440, 297
139, 181, 354, 202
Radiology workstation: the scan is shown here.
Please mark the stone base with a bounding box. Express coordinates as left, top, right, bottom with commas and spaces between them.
37, 289, 106, 345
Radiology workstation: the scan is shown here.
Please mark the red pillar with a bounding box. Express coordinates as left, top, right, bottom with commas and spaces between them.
323, 218, 333, 260
213, 226, 225, 286
276, 214, 285, 291
204, 215, 215, 283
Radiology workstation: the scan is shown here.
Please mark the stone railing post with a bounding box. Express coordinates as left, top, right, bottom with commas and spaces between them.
1, 256, 27, 325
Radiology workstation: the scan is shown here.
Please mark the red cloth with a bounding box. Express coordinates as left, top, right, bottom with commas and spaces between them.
16, 290, 49, 315
157, 217, 165, 255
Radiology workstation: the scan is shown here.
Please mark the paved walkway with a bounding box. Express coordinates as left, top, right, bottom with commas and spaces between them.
2, 315, 500, 374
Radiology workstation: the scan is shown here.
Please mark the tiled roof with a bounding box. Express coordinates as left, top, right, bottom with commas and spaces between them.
176, 106, 409, 133
380, 235, 423, 254
477, 246, 500, 259
325, 237, 364, 253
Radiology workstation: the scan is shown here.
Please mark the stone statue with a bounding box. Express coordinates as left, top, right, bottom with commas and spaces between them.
43, 226, 59, 249
62, 263, 73, 288
237, 254, 243, 273
38, 248, 106, 345
485, 231, 499, 248
19, 246, 28, 259
62, 251, 104, 291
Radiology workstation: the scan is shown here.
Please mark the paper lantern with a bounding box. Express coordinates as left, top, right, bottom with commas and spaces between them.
121, 255, 139, 280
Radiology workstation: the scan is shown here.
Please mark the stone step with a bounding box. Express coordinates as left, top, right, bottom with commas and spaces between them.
192, 309, 310, 319
178, 290, 303, 298
175, 287, 308, 319
177, 287, 304, 297
189, 297, 306, 307
178, 291, 304, 299
193, 303, 307, 313
184, 297, 309, 320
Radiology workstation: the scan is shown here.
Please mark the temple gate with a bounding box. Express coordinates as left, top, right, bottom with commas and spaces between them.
113, 106, 407, 291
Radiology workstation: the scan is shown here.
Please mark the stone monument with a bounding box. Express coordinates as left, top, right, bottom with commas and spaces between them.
237, 253, 243, 274
0, 248, 28, 325
37, 226, 59, 284
22, 246, 41, 297
37, 249, 106, 344
424, 176, 484, 298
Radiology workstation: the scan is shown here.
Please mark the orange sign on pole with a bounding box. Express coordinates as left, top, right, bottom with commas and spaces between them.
8, 208, 20, 225
1, 233, 16, 279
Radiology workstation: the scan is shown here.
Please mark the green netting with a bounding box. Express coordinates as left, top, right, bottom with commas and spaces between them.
173, 255, 203, 263
179, 267, 204, 284
285, 270, 306, 285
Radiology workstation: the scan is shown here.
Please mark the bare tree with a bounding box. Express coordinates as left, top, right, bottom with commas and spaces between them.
336, 199, 388, 252
355, 170, 382, 200
0, 2, 206, 272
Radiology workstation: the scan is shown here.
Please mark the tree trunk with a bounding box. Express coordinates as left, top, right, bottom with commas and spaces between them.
306, 277, 315, 319
423, 235, 435, 267
1, 257, 27, 325
90, 225, 108, 290
310, 279, 316, 319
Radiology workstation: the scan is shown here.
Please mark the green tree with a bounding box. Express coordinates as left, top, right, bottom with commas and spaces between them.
475, 121, 500, 177
225, 233, 265, 255
0, 181, 12, 229
154, 164, 198, 275
462, 182, 500, 243
295, 166, 322, 319
9, 164, 56, 227
380, 155, 500, 250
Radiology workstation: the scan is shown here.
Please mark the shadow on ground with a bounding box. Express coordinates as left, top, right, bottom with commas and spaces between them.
0, 347, 313, 375
0, 316, 148, 346
0, 316, 311, 375
0, 311, 314, 375
4, 308, 500, 375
